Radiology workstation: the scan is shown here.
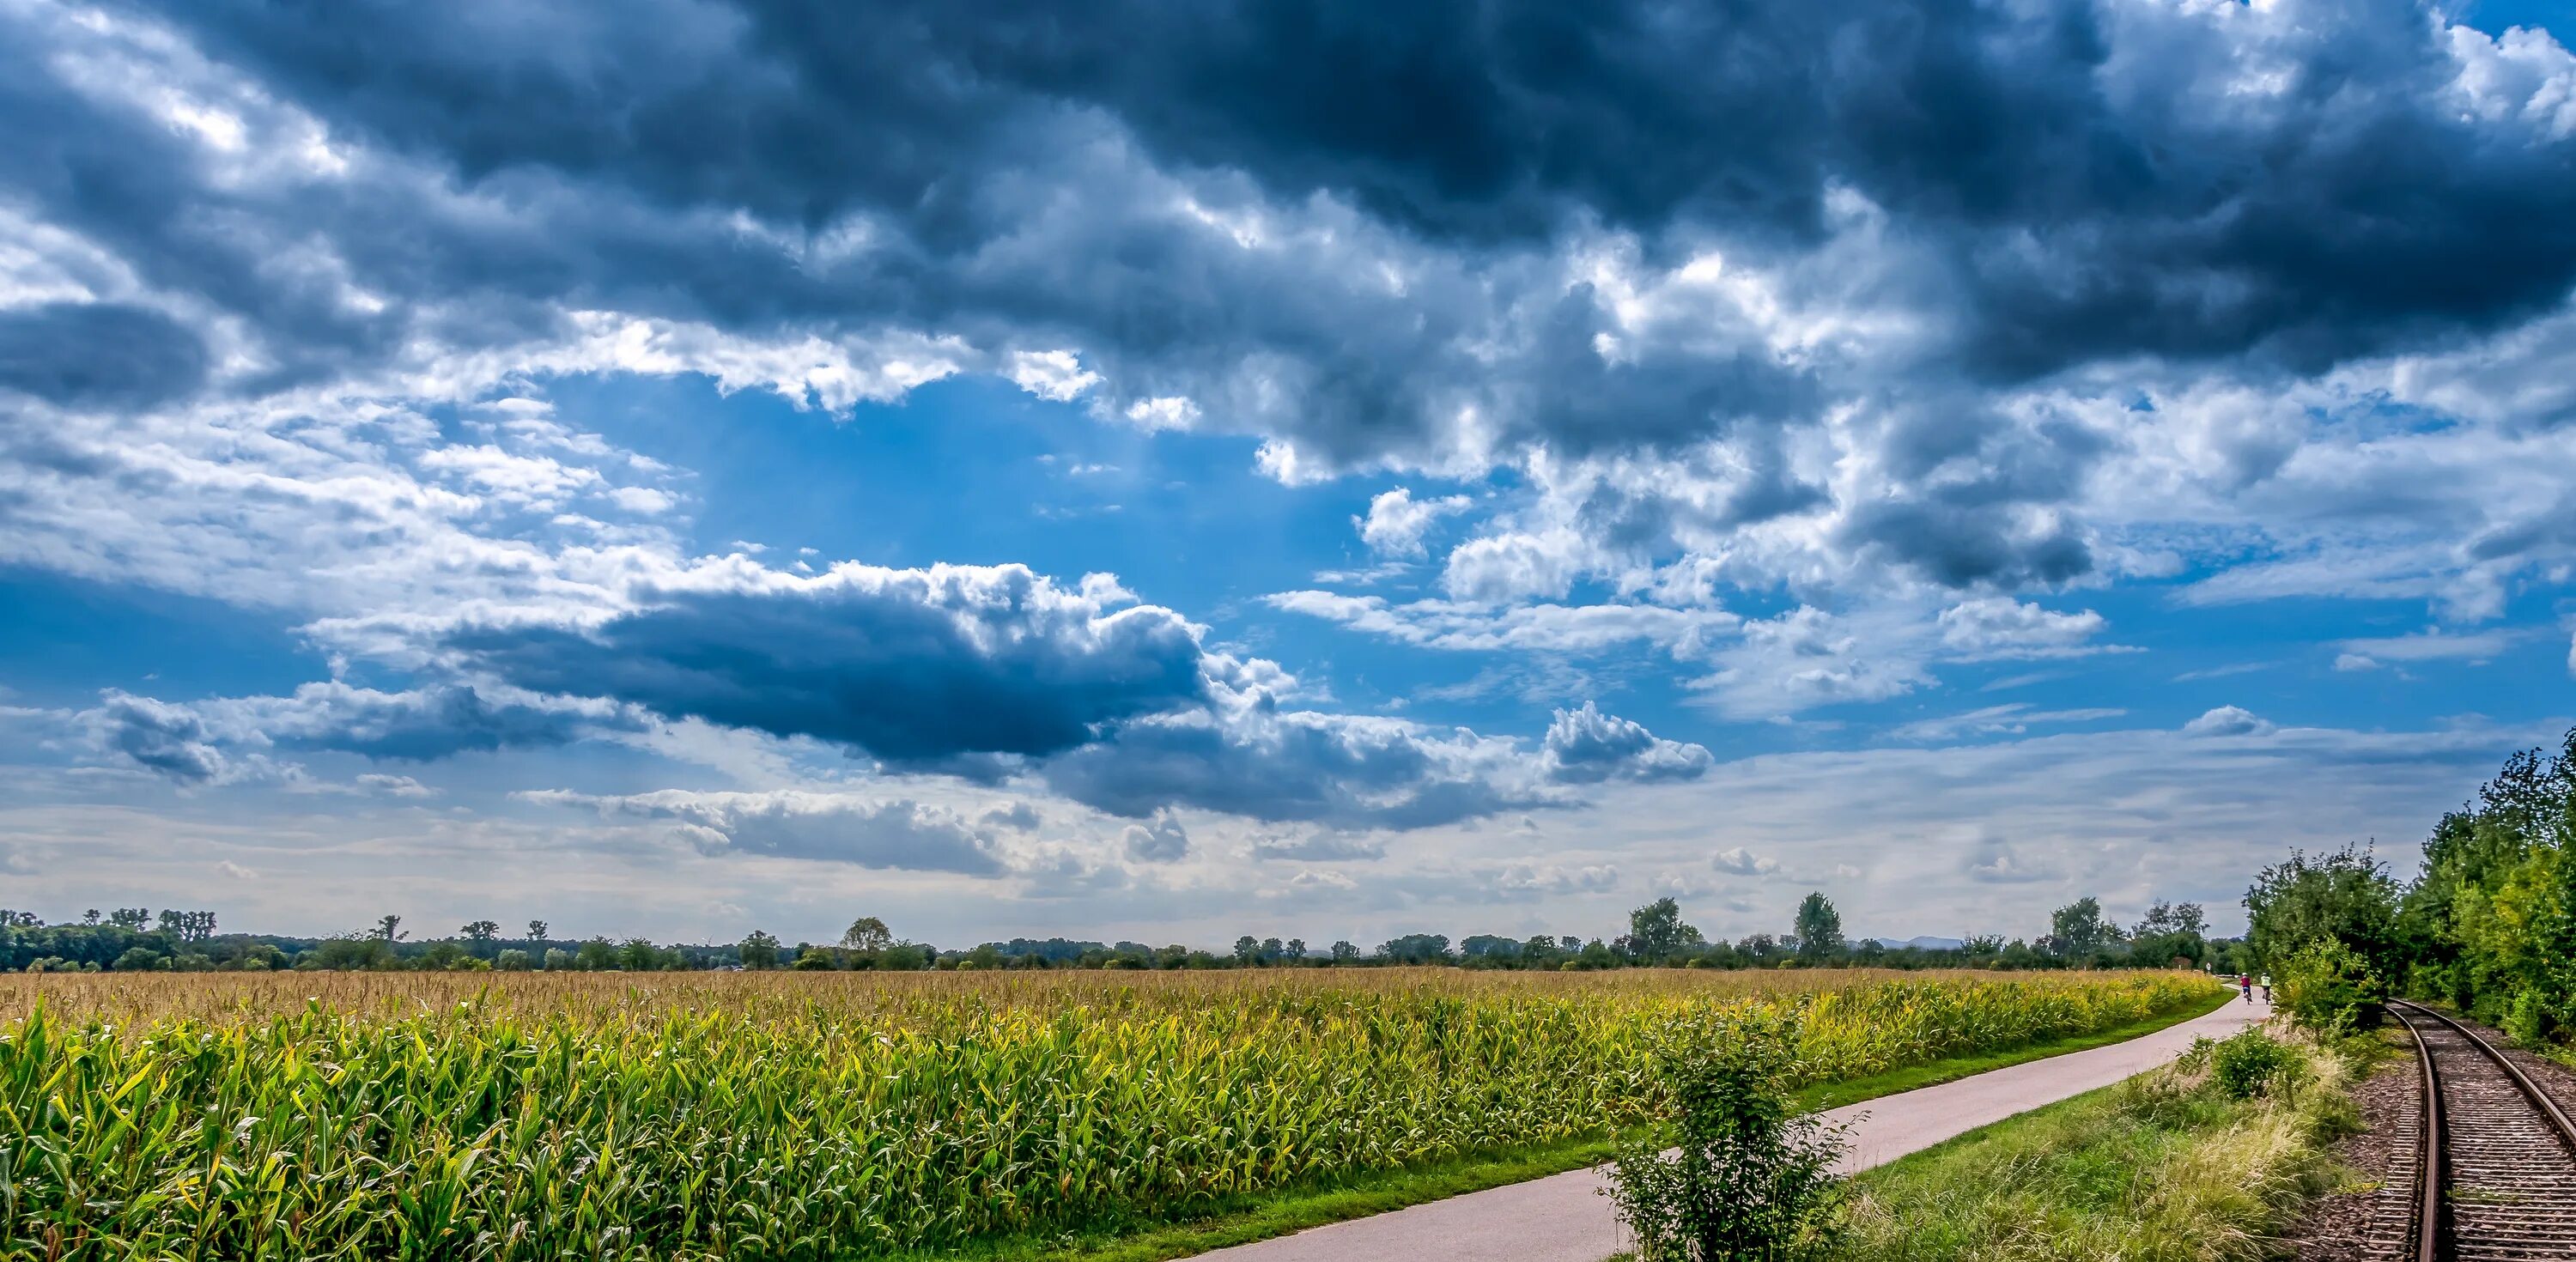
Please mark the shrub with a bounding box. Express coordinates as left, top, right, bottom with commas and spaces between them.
2274, 937, 2383, 1034
1603, 1017, 1848, 1260
495, 950, 532, 972
111, 946, 165, 972
2209, 1029, 2300, 1101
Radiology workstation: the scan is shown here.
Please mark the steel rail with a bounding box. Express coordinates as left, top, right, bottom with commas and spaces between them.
2390, 997, 2576, 1261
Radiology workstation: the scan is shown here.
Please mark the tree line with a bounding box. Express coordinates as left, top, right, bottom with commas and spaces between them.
6, 887, 2233, 975
2246, 725, 2576, 1043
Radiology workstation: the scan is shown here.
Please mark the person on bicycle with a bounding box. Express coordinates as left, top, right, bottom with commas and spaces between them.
2239, 973, 2252, 1003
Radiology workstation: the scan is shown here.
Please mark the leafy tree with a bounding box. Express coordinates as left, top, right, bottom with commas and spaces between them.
112, 946, 165, 971
542, 948, 574, 970
840, 917, 893, 951
461, 920, 501, 948
109, 908, 151, 931
739, 929, 782, 970
82, 909, 100, 925
1793, 893, 1844, 962
1629, 897, 1702, 962
495, 949, 532, 971
374, 914, 405, 943
1285, 937, 1307, 962
526, 919, 549, 943
1329, 940, 1358, 964
2046, 897, 2118, 958
574, 937, 617, 970
2244, 845, 2401, 976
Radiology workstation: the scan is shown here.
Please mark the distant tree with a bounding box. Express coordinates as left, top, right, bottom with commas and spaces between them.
82, 909, 101, 925
575, 937, 617, 970
2045, 896, 2119, 958
1233, 935, 1261, 965
1378, 933, 1453, 965
158, 909, 185, 937
495, 949, 532, 971
526, 919, 549, 943
739, 929, 782, 970
1794, 893, 1845, 961
374, 914, 405, 943
619, 937, 664, 971
109, 908, 152, 931
1285, 937, 1308, 962
112, 945, 165, 972
461, 920, 501, 949
1629, 897, 1701, 962
2134, 901, 2207, 938
2129, 900, 2209, 967
841, 917, 893, 951
1329, 940, 1358, 964
542, 948, 575, 971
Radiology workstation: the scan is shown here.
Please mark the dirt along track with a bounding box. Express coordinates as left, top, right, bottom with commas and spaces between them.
2391, 1000, 2576, 1261
1193, 993, 2273, 1262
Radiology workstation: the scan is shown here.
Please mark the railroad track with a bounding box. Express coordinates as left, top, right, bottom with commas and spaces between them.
2391, 998, 2576, 1260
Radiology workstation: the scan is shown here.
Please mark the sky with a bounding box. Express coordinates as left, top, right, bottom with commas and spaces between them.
3, 0, 2573, 950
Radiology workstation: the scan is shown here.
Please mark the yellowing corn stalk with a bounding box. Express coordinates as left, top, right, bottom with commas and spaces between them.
0, 968, 2215, 1259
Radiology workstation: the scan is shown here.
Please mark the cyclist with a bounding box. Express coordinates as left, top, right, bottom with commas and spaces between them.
2238, 973, 2252, 1003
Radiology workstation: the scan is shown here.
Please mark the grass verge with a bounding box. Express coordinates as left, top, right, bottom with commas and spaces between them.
922, 989, 2233, 1262
1835, 1027, 2362, 1261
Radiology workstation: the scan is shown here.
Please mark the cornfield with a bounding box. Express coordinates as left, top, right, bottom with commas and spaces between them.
1, 968, 2216, 1259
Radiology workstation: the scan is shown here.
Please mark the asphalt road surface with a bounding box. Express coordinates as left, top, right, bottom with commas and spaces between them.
1194, 993, 2274, 1262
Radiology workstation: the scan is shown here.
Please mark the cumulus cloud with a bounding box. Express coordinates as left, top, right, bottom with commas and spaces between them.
1935, 599, 2123, 661
1357, 487, 1473, 558
2183, 706, 2275, 738
522, 789, 1005, 874
1043, 706, 1559, 829
1710, 846, 1781, 877
79, 683, 626, 783
444, 562, 1218, 765
1492, 863, 1620, 898
1121, 811, 1191, 864
1541, 702, 1713, 784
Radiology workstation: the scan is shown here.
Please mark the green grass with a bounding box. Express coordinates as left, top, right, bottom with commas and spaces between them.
1834, 1029, 2361, 1261
930, 989, 2233, 1262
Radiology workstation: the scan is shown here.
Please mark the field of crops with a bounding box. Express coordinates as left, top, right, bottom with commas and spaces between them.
3, 968, 2217, 1259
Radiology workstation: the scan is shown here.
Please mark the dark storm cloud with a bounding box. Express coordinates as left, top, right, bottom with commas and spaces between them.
13, 0, 2570, 458
0, 304, 208, 410
258, 684, 615, 761
1043, 710, 1553, 829
81, 683, 621, 783
443, 567, 1213, 763
129, 0, 2576, 374
92, 690, 228, 783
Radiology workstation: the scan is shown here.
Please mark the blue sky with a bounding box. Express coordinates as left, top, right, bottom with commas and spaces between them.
3, 0, 2573, 949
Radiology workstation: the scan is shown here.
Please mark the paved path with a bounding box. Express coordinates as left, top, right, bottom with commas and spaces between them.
1195, 994, 2273, 1262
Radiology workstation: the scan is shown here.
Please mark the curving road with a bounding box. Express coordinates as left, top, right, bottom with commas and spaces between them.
1194, 993, 2273, 1262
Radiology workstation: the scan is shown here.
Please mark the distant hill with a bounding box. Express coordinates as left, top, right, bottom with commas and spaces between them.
1871, 936, 1965, 951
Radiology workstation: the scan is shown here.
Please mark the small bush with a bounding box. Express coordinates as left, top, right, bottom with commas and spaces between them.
2210, 1029, 2300, 1101
1604, 1017, 1848, 1260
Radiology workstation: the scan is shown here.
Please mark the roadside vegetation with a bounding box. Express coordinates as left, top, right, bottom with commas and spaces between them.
1837, 1027, 2359, 1261
1, 968, 2214, 1259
